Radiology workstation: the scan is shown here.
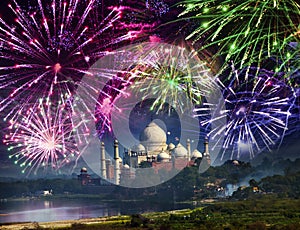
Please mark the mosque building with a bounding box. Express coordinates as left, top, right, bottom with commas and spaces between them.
105, 121, 210, 185
79, 121, 210, 186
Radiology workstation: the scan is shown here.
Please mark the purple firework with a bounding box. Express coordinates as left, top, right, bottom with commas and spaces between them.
195, 66, 296, 161
0, 0, 150, 122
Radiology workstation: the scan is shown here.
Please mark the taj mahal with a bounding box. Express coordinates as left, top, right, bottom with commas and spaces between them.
80, 120, 210, 186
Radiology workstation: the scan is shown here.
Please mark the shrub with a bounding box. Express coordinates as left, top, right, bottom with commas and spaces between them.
246, 221, 266, 230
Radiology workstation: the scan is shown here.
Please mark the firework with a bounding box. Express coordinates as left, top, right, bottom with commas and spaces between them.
178, 0, 300, 72
74, 42, 226, 185
3, 98, 84, 175
280, 41, 300, 132
76, 42, 213, 139
195, 66, 296, 161
275, 40, 300, 87
0, 0, 151, 123
145, 0, 169, 17
127, 43, 209, 114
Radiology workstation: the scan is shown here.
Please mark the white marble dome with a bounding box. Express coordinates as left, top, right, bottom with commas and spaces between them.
232, 160, 239, 166
123, 164, 130, 169
168, 143, 176, 150
80, 167, 88, 173
131, 144, 146, 153
172, 143, 188, 158
139, 121, 167, 153
157, 150, 170, 162
191, 149, 202, 159
203, 151, 210, 157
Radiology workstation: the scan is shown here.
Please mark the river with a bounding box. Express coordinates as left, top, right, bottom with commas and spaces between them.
0, 199, 191, 223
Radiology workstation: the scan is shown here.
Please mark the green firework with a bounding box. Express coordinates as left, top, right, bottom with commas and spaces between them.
178, 0, 300, 73
278, 38, 300, 86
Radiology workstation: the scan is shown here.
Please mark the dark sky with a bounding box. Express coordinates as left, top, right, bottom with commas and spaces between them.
0, 0, 178, 178
0, 0, 299, 179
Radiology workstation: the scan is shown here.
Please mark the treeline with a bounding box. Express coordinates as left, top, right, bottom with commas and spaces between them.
111, 160, 256, 201
231, 168, 300, 200
1, 158, 300, 200
156, 197, 300, 230
0, 159, 255, 200
113, 159, 300, 201
259, 170, 300, 197
0, 178, 83, 198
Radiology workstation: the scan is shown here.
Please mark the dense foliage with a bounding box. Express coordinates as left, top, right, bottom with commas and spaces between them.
1, 158, 299, 201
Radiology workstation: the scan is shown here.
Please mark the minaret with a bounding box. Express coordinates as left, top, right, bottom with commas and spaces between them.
204, 136, 209, 156
186, 139, 191, 160
100, 142, 107, 179
204, 136, 211, 165
128, 148, 131, 157
128, 148, 132, 167
114, 139, 120, 185
106, 159, 112, 180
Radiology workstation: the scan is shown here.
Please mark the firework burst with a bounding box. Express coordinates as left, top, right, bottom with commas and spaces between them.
275, 39, 300, 87
0, 0, 150, 123
74, 42, 226, 185
178, 0, 300, 72
3, 98, 83, 175
195, 66, 296, 161
76, 42, 213, 138
126, 42, 212, 114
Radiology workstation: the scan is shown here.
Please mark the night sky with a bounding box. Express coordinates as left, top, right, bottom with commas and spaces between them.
0, 0, 299, 179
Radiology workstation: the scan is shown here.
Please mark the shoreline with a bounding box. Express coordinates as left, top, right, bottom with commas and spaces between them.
0, 216, 129, 230
0, 208, 193, 230
1, 197, 300, 230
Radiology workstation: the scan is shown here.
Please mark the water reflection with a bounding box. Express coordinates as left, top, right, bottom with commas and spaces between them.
0, 199, 189, 223
0, 199, 120, 223
43, 200, 51, 208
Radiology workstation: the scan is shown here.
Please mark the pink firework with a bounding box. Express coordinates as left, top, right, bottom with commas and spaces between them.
3, 98, 85, 175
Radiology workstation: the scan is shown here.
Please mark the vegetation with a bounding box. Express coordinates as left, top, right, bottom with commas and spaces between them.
0, 178, 83, 198
7, 196, 299, 229
1, 158, 300, 229
1, 158, 300, 202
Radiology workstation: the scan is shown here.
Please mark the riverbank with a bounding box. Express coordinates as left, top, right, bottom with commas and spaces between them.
1, 196, 300, 230
0, 215, 130, 230
0, 197, 193, 225
0, 209, 191, 230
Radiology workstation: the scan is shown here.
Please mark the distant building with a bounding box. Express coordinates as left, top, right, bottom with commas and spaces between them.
78, 167, 111, 186
97, 121, 211, 185
78, 167, 91, 185
77, 167, 115, 194
35, 190, 52, 196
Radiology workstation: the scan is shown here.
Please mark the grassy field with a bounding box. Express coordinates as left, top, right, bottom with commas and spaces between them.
1, 196, 300, 230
